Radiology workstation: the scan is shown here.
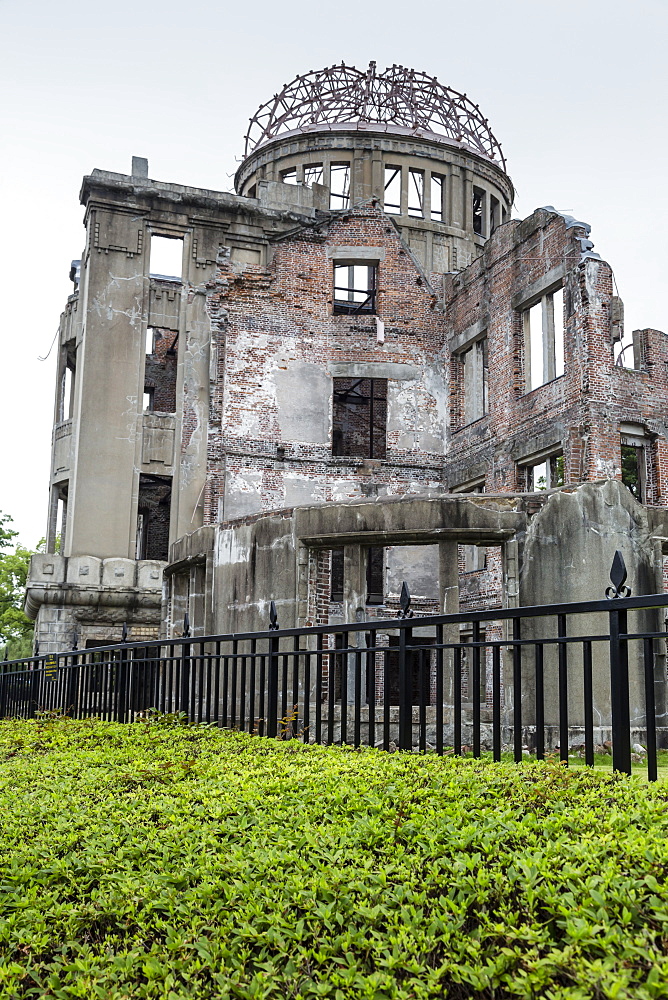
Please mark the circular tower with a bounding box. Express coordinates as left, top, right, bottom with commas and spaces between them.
235, 61, 513, 275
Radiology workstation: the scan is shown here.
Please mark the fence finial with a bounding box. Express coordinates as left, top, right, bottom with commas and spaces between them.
121, 622, 128, 643
269, 601, 279, 630
71, 634, 78, 652
606, 550, 631, 599
183, 612, 191, 638
398, 581, 413, 619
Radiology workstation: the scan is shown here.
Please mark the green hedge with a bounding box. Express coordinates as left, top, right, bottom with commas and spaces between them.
0, 718, 667, 999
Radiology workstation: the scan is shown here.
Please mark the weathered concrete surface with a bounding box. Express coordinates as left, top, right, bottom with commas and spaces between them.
516, 480, 668, 729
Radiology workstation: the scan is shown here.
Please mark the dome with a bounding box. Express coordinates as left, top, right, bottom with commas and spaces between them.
243, 61, 506, 169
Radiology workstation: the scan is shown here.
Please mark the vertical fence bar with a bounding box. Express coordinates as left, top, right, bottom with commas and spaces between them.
280, 651, 289, 736
492, 644, 501, 762
249, 639, 257, 735
267, 633, 279, 739
398, 625, 411, 751
222, 648, 229, 728
472, 622, 481, 758
644, 637, 658, 782
435, 625, 444, 756
609, 608, 631, 774
558, 615, 569, 764
367, 632, 375, 750
513, 618, 522, 763
535, 643, 545, 760
354, 647, 362, 748
258, 650, 266, 737
315, 633, 323, 745
303, 649, 311, 744
419, 645, 427, 754
340, 635, 348, 747
292, 636, 300, 738
583, 640, 594, 767
240, 646, 248, 733
328, 638, 336, 746
454, 644, 462, 756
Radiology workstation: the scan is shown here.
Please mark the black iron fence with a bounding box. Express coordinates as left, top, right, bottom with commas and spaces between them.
3, 554, 668, 779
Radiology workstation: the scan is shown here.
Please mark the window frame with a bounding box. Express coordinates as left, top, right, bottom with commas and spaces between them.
333, 263, 377, 316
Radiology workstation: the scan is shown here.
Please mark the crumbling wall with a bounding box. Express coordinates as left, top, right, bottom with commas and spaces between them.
205, 204, 448, 524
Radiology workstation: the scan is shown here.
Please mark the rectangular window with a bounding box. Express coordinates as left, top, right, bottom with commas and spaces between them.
144, 328, 177, 413
490, 195, 501, 234
473, 187, 485, 236
332, 377, 387, 459
522, 286, 565, 391
408, 169, 424, 218
330, 163, 350, 209
136, 474, 172, 561
621, 426, 648, 502
333, 263, 376, 315
303, 163, 323, 186
460, 336, 488, 425
280, 168, 298, 185
149, 235, 183, 281
384, 165, 401, 214
431, 174, 444, 222
524, 453, 564, 491
455, 481, 486, 572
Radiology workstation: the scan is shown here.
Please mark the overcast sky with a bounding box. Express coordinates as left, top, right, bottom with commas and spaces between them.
1, 0, 666, 547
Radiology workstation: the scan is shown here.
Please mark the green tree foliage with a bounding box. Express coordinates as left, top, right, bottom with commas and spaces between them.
0, 513, 34, 659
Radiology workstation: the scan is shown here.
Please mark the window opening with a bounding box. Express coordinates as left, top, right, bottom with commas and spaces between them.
56, 485, 68, 554
280, 168, 298, 185
522, 287, 565, 390
303, 163, 323, 186
63, 362, 75, 420
431, 174, 444, 222
333, 264, 376, 315
332, 377, 387, 459
473, 187, 485, 236
330, 163, 350, 209
490, 195, 501, 235
525, 453, 564, 491
408, 169, 424, 218
384, 166, 401, 214
149, 235, 183, 281
366, 547, 384, 604
621, 428, 648, 502
460, 336, 488, 425
144, 327, 176, 413
136, 474, 172, 560
247, 184, 256, 199
330, 548, 344, 602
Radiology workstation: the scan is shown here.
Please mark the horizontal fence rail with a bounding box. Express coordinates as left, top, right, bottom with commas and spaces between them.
3, 556, 668, 780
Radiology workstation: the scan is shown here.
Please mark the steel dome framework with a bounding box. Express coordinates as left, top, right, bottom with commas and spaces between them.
243, 61, 506, 170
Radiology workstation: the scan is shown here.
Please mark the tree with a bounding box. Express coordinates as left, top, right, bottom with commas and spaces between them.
0, 513, 35, 660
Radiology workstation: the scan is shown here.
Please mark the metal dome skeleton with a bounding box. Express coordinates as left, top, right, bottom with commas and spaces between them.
243, 62, 506, 169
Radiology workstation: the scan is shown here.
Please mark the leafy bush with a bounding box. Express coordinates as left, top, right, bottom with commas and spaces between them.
0, 719, 667, 998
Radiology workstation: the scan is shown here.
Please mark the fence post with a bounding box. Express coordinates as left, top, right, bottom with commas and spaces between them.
267, 601, 279, 738
606, 551, 632, 775
398, 583, 413, 751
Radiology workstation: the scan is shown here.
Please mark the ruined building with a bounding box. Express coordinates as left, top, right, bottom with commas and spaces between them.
26, 63, 668, 672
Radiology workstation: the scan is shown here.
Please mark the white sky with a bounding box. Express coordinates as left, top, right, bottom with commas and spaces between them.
1, 0, 666, 547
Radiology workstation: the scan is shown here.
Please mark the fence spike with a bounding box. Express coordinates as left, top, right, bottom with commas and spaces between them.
606, 550, 631, 599
398, 581, 413, 619
183, 612, 191, 639
269, 601, 279, 630
121, 622, 128, 642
